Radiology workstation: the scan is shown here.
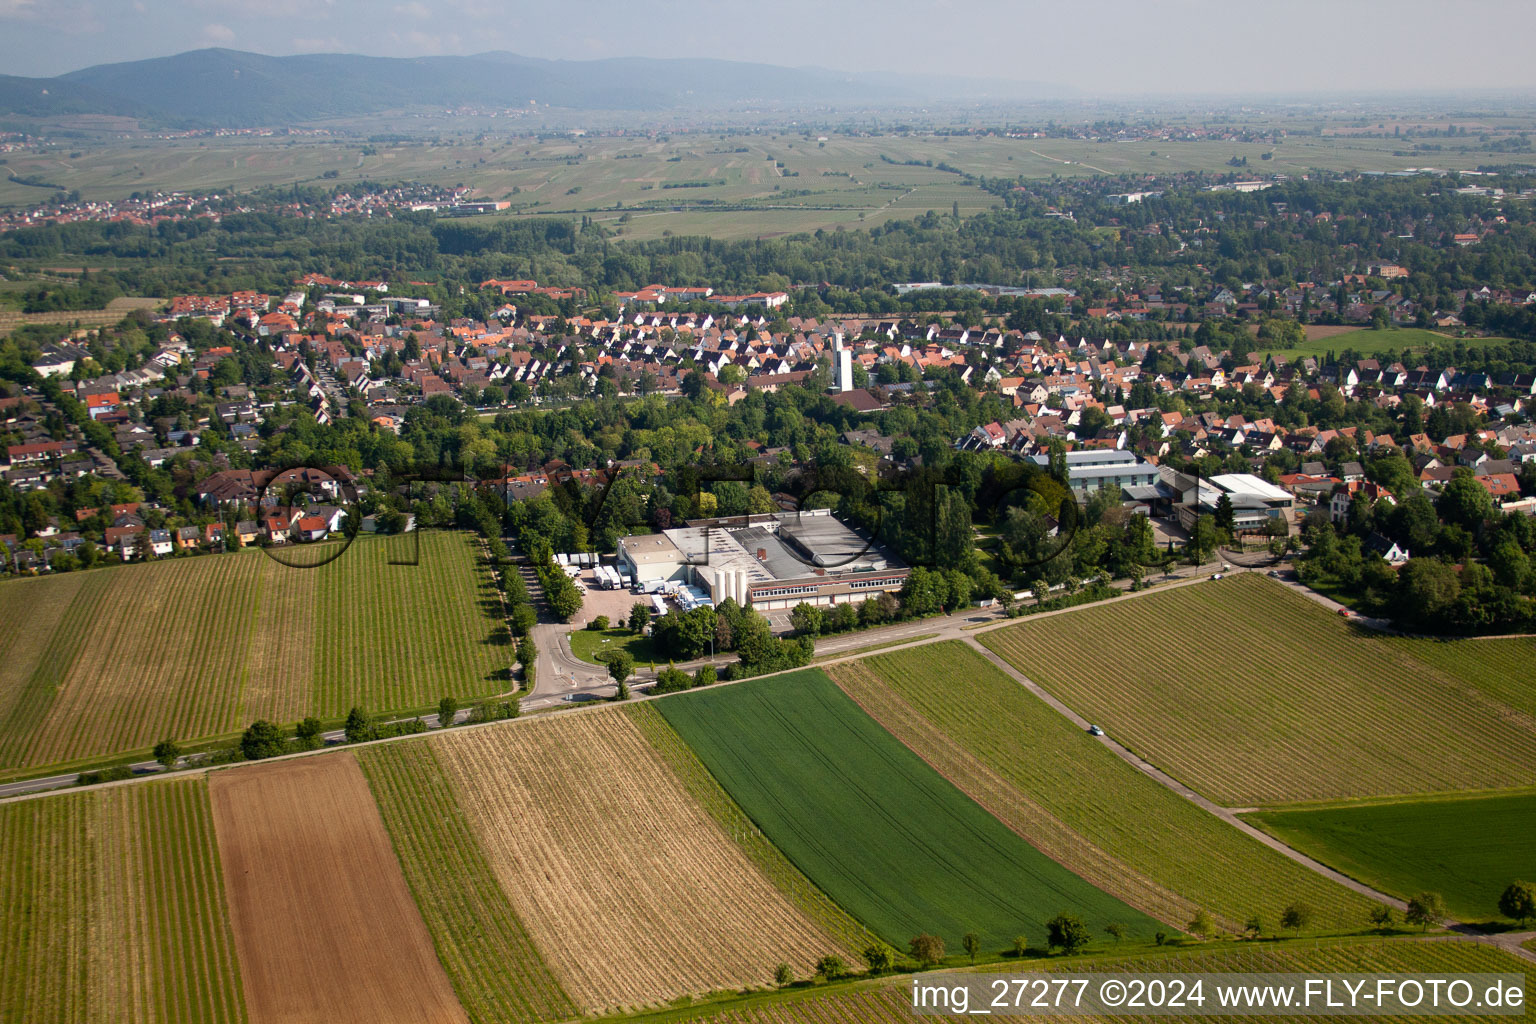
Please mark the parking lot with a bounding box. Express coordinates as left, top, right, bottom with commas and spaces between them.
573, 570, 651, 627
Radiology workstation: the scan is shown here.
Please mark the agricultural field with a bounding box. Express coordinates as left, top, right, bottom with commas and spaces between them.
0, 777, 245, 1024
647, 939, 1536, 1024
1248, 324, 1512, 362
829, 643, 1378, 934
0, 531, 509, 775
2, 128, 1518, 237
429, 705, 848, 1014
657, 670, 1162, 952
357, 741, 576, 1024
208, 753, 467, 1024
0, 295, 163, 337
979, 576, 1536, 806
1246, 790, 1536, 925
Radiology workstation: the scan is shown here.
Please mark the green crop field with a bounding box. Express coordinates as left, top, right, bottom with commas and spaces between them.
0, 778, 245, 1024
0, 531, 510, 776
625, 702, 880, 956
1246, 790, 1536, 925
979, 576, 1536, 806
656, 669, 1161, 952
1252, 325, 1512, 362
830, 642, 1378, 934
357, 740, 575, 1024
639, 939, 1535, 1024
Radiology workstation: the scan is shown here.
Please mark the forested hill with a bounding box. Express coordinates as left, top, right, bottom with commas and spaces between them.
2, 48, 1067, 127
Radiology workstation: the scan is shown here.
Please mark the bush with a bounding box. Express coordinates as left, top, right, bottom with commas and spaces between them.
862, 943, 895, 973
78, 764, 135, 786
692, 663, 716, 687
587, 615, 610, 631
1046, 913, 1091, 954
652, 664, 692, 694
814, 955, 847, 981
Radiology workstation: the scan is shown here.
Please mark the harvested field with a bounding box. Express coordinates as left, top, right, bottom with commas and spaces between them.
209, 753, 466, 1024
0, 532, 507, 774
979, 575, 1536, 805
832, 642, 1378, 932
658, 670, 1161, 952
358, 741, 575, 1024
432, 707, 847, 1014
0, 778, 245, 1024
656, 939, 1536, 1024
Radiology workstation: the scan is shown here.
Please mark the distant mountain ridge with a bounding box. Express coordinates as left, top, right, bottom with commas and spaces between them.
0, 48, 1072, 127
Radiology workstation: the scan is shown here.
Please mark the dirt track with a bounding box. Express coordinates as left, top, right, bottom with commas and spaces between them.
209, 753, 467, 1024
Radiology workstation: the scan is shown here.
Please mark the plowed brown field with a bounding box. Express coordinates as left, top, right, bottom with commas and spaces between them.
433, 708, 850, 1014
209, 753, 467, 1024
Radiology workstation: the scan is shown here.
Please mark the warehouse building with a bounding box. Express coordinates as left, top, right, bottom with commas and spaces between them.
616, 510, 907, 611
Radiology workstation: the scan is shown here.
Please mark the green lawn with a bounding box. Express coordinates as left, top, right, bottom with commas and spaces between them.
656, 669, 1162, 952
568, 626, 658, 666
1246, 790, 1536, 925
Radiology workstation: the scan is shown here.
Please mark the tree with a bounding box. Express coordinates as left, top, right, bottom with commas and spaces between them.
295, 716, 324, 749
1104, 922, 1127, 944
862, 944, 895, 974
814, 955, 847, 981
962, 932, 982, 963
1405, 892, 1445, 931
344, 705, 371, 743
607, 651, 633, 692
909, 933, 945, 966
692, 664, 716, 687
438, 695, 458, 728
240, 719, 286, 760
1244, 915, 1264, 939
1369, 905, 1396, 932
153, 738, 181, 770
1213, 493, 1236, 538
1046, 913, 1091, 954
1498, 881, 1535, 926
1187, 909, 1215, 939
790, 602, 825, 637
628, 603, 650, 632
773, 963, 793, 988
1188, 514, 1218, 565
1279, 902, 1313, 933
1012, 935, 1030, 958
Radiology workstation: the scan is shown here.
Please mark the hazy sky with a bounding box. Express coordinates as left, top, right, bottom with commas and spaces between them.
3, 0, 1535, 95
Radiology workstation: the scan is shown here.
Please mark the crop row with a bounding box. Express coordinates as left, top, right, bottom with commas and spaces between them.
846, 641, 1377, 932
981, 576, 1536, 805
0, 778, 245, 1024
358, 740, 575, 1024
432, 709, 841, 1012
668, 938, 1533, 1024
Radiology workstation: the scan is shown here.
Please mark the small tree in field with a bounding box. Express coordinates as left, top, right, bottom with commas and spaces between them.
773, 962, 793, 988
1244, 915, 1264, 939
153, 738, 181, 770
1012, 935, 1030, 958
1187, 909, 1215, 939
862, 944, 894, 974
962, 932, 982, 963
438, 695, 458, 728
1499, 881, 1536, 926
1280, 902, 1312, 934
1406, 892, 1445, 932
909, 933, 945, 966
814, 955, 846, 981
1104, 922, 1127, 944
1369, 905, 1395, 932
1046, 913, 1090, 955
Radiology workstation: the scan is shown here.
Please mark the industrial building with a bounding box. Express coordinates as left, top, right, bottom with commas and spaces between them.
1029, 449, 1160, 498
616, 510, 907, 612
